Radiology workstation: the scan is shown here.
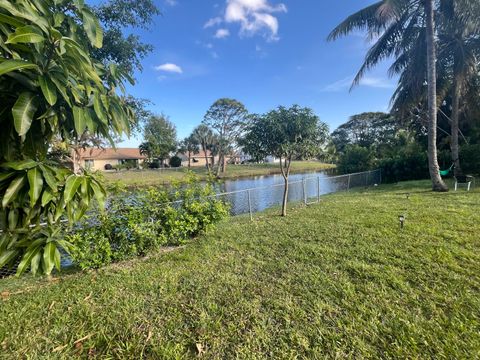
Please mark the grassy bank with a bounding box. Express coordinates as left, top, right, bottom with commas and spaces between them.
1, 181, 479, 358
103, 161, 335, 186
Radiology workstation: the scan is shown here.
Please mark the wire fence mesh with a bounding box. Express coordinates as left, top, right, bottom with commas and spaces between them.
0, 169, 381, 278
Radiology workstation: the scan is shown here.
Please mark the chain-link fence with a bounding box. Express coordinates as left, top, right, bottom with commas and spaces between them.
0, 169, 381, 278
211, 169, 381, 217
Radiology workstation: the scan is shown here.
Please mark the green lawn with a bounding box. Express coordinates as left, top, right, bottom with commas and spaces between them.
1, 180, 479, 358
103, 161, 335, 186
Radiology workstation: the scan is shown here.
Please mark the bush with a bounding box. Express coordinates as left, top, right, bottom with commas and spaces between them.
148, 161, 160, 169
378, 152, 428, 183
337, 145, 374, 174
460, 144, 480, 174
170, 156, 182, 168
104, 163, 113, 170
68, 173, 229, 270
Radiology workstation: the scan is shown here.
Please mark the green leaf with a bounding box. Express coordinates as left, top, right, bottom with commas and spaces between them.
1, 159, 37, 171
93, 91, 107, 124
6, 25, 44, 44
27, 167, 43, 207
2, 175, 26, 208
64, 175, 82, 202
54, 246, 61, 271
30, 249, 42, 275
73, 106, 86, 135
16, 245, 41, 276
39, 164, 58, 191
12, 92, 38, 136
41, 188, 54, 206
0, 249, 20, 268
0, 13, 25, 27
38, 76, 57, 106
0, 59, 38, 76
90, 179, 106, 209
0, 172, 16, 183
81, 9, 102, 48
42, 242, 56, 275
7, 209, 18, 230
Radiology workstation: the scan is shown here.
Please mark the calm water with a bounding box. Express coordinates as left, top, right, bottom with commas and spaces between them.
213, 169, 378, 216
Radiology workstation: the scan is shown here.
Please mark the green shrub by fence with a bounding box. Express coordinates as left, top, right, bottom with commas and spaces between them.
68, 174, 229, 270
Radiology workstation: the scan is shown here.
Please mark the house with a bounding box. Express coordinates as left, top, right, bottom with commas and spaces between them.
177, 150, 217, 168
76, 148, 146, 171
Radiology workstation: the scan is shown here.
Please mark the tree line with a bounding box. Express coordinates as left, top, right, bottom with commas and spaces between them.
328, 0, 480, 191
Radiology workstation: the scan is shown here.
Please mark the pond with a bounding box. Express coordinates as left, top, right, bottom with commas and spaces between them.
214, 169, 381, 216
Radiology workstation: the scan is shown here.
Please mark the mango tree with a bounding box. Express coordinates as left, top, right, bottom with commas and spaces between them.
242, 106, 329, 216
0, 0, 134, 275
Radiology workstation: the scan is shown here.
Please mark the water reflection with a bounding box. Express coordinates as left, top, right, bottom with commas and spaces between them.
214, 170, 375, 216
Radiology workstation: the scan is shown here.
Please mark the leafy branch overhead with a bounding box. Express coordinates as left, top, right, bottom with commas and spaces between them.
0, 0, 135, 275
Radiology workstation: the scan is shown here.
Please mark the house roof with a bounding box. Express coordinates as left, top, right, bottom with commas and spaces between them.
77, 148, 146, 160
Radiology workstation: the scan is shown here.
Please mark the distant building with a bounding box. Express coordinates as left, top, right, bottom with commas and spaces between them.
176, 151, 217, 168
76, 148, 146, 171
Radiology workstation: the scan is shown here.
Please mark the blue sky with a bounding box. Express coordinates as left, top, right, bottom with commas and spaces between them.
116, 0, 396, 147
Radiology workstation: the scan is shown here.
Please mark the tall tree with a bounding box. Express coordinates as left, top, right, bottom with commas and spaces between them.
192, 124, 215, 174
0, 0, 134, 275
328, 0, 448, 191
244, 106, 329, 216
142, 115, 177, 166
203, 98, 249, 177
425, 0, 447, 191
180, 135, 200, 168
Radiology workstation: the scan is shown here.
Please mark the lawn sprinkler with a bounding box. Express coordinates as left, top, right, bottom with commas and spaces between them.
398, 214, 406, 229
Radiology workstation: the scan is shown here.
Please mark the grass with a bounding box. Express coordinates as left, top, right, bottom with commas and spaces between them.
1, 180, 479, 358
103, 161, 335, 186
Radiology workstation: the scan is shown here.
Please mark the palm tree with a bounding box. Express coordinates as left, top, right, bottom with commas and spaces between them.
391, 0, 480, 177
438, 0, 480, 176
180, 135, 199, 168
328, 0, 448, 191
192, 124, 214, 174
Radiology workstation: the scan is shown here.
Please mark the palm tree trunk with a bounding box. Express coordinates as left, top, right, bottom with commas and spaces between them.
425, 0, 448, 192
202, 144, 211, 174
451, 74, 462, 176
215, 152, 222, 177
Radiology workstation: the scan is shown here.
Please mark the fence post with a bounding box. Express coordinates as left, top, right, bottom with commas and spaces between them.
317, 176, 320, 203
303, 179, 307, 205
248, 189, 253, 221
347, 174, 351, 191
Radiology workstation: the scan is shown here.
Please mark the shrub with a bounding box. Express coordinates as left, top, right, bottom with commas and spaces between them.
337, 145, 374, 174
68, 173, 229, 269
378, 152, 428, 183
170, 156, 182, 168
460, 144, 480, 174
104, 164, 113, 170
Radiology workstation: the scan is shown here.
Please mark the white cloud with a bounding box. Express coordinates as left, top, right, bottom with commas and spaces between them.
204, 17, 223, 28
165, 0, 177, 6
322, 75, 395, 92
207, 0, 287, 41
154, 63, 183, 74
214, 28, 230, 38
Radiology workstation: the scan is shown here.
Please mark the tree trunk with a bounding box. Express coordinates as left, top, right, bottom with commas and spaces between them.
222, 155, 227, 174
282, 176, 288, 217
279, 156, 292, 217
203, 144, 211, 174
425, 0, 448, 192
188, 151, 191, 168
215, 152, 222, 177
451, 74, 462, 176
